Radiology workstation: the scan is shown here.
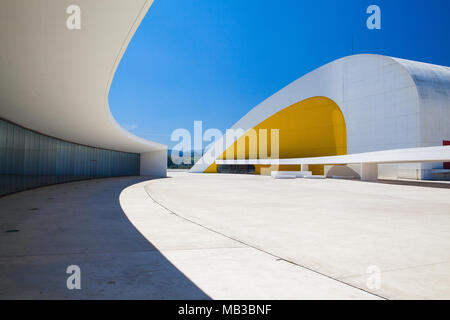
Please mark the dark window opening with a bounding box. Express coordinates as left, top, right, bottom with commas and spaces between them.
217, 165, 255, 174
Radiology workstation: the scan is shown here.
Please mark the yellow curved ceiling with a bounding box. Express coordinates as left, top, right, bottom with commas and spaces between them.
206, 96, 347, 175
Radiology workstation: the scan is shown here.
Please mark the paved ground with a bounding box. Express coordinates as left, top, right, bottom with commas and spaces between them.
0, 177, 209, 299
143, 172, 450, 300
1, 172, 449, 299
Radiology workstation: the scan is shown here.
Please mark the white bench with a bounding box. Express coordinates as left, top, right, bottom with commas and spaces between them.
271, 174, 297, 180
270, 171, 312, 178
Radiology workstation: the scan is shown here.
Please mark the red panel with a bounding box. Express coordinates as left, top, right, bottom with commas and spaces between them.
444, 141, 450, 169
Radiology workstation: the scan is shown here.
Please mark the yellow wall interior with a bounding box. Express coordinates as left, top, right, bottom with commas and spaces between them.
205, 96, 347, 175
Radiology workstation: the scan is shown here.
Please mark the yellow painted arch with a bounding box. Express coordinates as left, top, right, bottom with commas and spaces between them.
205, 96, 347, 175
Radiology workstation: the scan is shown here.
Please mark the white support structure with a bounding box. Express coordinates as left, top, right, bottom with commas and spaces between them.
140, 150, 167, 178
361, 163, 378, 181
216, 146, 450, 166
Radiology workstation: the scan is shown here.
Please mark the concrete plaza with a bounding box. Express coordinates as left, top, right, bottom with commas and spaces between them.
0, 172, 449, 299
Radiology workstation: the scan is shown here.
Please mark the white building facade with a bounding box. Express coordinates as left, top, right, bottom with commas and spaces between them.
192, 54, 450, 180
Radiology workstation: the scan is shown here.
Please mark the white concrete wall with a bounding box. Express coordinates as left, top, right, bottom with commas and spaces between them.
378, 164, 398, 180
140, 150, 167, 178
341, 56, 419, 153
340, 56, 420, 179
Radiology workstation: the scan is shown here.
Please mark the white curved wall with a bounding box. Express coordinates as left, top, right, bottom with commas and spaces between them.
395, 58, 450, 146
192, 54, 450, 179
0, 0, 165, 157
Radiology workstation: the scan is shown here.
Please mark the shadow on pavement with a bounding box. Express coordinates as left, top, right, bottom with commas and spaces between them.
0, 176, 210, 299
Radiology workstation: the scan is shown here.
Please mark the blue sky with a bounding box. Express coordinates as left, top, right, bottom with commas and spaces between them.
109, 0, 450, 150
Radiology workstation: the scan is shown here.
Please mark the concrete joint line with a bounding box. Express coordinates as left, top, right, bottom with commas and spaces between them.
143, 184, 388, 300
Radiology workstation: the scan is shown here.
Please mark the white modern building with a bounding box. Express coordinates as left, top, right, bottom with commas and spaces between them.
1, 0, 450, 198
192, 54, 450, 180
0, 0, 166, 196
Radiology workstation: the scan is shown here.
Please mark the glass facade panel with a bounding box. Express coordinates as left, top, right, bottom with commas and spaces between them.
0, 118, 140, 196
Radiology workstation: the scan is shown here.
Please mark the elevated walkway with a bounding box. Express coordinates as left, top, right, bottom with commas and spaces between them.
216, 146, 450, 181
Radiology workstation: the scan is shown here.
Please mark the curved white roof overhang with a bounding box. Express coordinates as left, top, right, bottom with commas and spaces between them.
0, 0, 165, 153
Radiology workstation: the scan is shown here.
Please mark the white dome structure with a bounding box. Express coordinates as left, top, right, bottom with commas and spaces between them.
191, 54, 450, 180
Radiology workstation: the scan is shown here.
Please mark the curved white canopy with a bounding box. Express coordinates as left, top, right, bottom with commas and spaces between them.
0, 0, 165, 153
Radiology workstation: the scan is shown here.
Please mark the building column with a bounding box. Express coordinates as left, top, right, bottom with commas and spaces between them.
140, 149, 167, 178
301, 164, 309, 172
361, 163, 378, 181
